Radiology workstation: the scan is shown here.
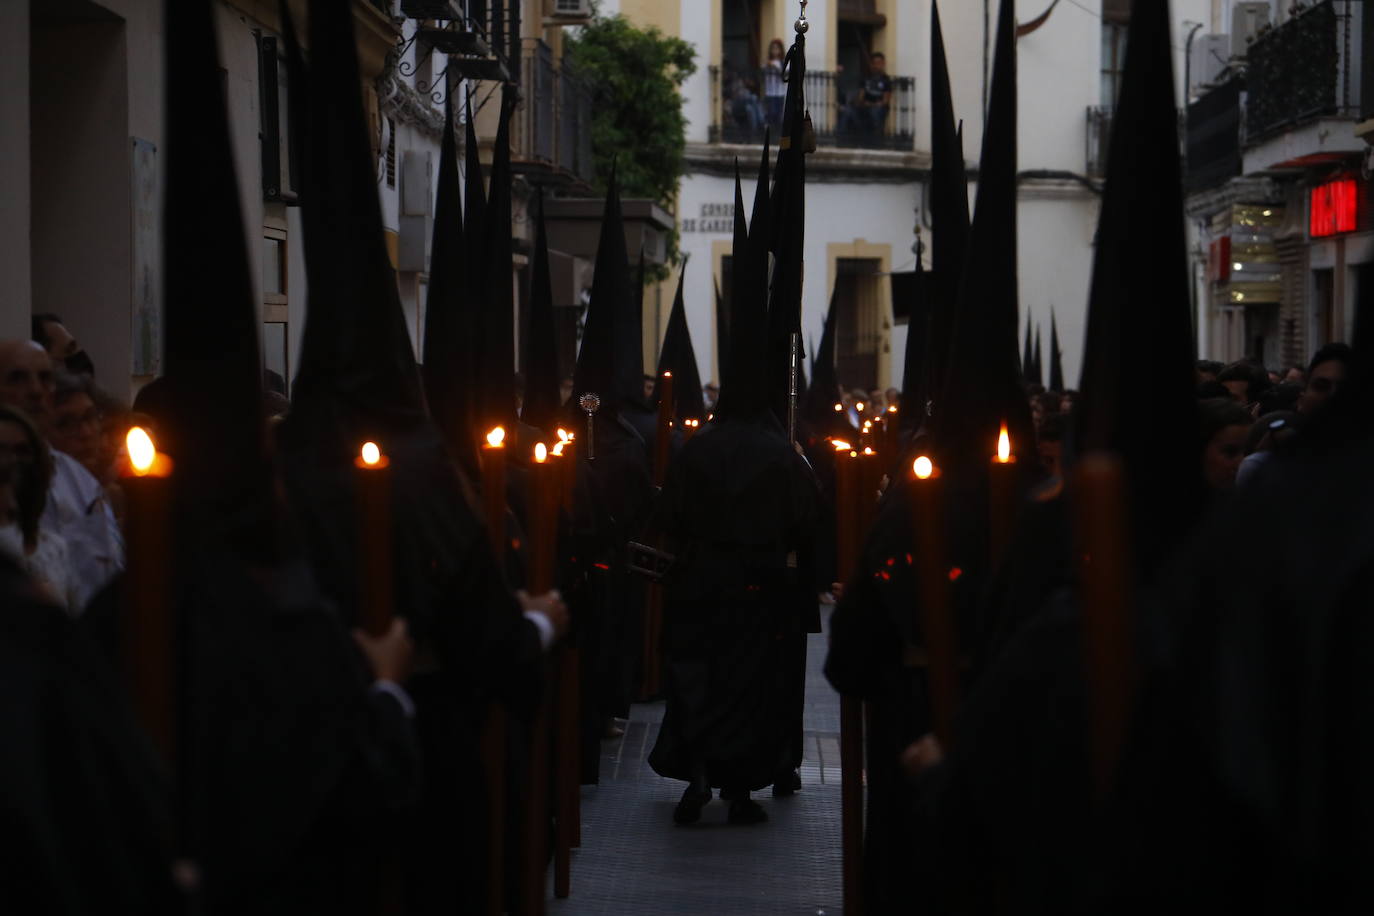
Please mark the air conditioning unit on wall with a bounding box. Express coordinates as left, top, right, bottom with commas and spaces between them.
550, 0, 593, 19
1231, 2, 1271, 58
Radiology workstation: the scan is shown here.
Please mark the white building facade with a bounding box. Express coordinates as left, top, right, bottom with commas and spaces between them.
603, 0, 1210, 395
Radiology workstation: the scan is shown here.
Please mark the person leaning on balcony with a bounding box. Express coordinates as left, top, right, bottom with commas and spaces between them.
764, 39, 787, 130
858, 52, 893, 134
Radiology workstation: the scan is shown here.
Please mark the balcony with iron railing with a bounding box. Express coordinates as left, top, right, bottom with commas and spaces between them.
708, 65, 914, 151
1243, 0, 1363, 143
512, 39, 595, 188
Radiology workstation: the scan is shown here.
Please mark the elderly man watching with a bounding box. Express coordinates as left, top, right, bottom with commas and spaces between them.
0, 339, 123, 610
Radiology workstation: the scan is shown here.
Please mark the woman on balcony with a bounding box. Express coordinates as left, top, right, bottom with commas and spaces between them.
764, 38, 787, 131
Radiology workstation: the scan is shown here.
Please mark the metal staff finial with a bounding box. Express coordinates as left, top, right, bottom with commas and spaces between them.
795, 0, 808, 34
579, 392, 601, 460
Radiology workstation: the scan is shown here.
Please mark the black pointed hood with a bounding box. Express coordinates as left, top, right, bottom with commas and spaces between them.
716, 166, 771, 422
714, 279, 730, 390
803, 290, 846, 436
422, 92, 479, 474
929, 0, 1034, 468
572, 166, 634, 414
284, 0, 426, 451
766, 34, 808, 427
1074, 0, 1202, 573
477, 88, 517, 433
523, 191, 563, 435
926, 0, 971, 415
161, 0, 269, 524
1032, 326, 1044, 387
654, 259, 707, 422
1022, 319, 1035, 383
898, 258, 932, 434
1049, 310, 1065, 392
464, 90, 487, 269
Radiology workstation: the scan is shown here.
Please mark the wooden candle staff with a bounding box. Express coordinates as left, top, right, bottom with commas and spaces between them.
833, 440, 864, 916
354, 441, 393, 637
909, 456, 959, 748
550, 433, 580, 897
987, 422, 1018, 570
121, 426, 176, 763
518, 443, 558, 916
481, 426, 509, 916
1071, 451, 1135, 805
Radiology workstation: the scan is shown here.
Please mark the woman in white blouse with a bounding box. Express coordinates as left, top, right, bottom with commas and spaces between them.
0, 405, 78, 612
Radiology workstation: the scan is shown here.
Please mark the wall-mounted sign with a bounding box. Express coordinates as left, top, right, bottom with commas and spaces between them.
1310, 177, 1358, 239
682, 202, 735, 233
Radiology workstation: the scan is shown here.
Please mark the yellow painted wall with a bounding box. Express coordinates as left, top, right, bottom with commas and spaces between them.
618, 0, 681, 36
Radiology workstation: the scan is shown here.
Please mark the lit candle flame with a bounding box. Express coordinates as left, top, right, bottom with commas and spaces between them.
887, 405, 897, 413
127, 426, 156, 475
662, 370, 672, 378
360, 441, 381, 466
486, 426, 506, 448
831, 439, 853, 452
856, 402, 865, 412
833, 402, 843, 412
534, 443, 548, 464
556, 428, 570, 442
996, 423, 1012, 463
914, 456, 934, 480
862, 447, 874, 456
552, 441, 566, 457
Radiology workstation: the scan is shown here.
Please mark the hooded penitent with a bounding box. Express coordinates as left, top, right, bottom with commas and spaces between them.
924, 0, 971, 420
928, 0, 1035, 471
523, 191, 564, 435
281, 3, 426, 454
152, 5, 427, 912
1049, 310, 1065, 392
1022, 320, 1035, 385
422, 92, 480, 475
898, 259, 932, 437
766, 36, 808, 430
1032, 326, 1044, 388
1073, 0, 1202, 574
654, 258, 707, 423
477, 88, 518, 434
572, 166, 640, 417
161, 0, 269, 535
716, 159, 772, 424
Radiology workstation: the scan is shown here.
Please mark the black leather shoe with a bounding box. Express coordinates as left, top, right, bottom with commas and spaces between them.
772, 769, 802, 797
727, 798, 768, 825
673, 786, 712, 825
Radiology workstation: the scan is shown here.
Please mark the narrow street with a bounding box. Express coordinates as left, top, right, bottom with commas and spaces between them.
552, 611, 843, 915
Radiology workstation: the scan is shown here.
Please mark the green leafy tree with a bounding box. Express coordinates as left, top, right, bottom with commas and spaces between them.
566, 12, 696, 275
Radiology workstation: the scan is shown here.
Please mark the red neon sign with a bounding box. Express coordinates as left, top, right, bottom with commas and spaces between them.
1310, 177, 1358, 238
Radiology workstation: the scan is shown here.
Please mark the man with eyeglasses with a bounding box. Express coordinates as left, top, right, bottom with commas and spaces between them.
50, 371, 104, 480
0, 339, 123, 611
1298, 342, 1351, 415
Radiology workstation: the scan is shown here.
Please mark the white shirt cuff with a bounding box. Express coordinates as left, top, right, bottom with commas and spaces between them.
523, 610, 556, 653
370, 679, 416, 719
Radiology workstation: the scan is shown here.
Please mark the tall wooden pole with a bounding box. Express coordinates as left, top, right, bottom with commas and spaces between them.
834, 445, 864, 916
481, 427, 509, 916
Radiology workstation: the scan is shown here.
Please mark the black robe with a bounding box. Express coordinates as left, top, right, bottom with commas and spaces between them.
567, 411, 654, 781
276, 422, 542, 915
0, 556, 181, 915
648, 418, 820, 791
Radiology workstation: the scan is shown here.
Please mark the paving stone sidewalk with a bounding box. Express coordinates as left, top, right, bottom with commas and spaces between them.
548, 609, 843, 915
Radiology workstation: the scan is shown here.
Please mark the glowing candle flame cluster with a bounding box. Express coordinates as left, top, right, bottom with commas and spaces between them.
486, 426, 506, 448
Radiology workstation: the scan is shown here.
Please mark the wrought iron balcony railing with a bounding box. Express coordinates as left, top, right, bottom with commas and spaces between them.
708, 65, 915, 151
512, 39, 595, 188
1086, 105, 1112, 178
1244, 0, 1363, 142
